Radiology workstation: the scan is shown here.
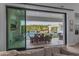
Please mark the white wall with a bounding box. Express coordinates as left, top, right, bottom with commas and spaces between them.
0, 4, 6, 51
74, 14, 79, 44
35, 3, 79, 12
0, 3, 76, 51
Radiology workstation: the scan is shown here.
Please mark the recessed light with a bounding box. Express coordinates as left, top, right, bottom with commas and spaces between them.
60, 6, 64, 8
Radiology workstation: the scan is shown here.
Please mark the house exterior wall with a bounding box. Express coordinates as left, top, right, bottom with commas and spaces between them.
0, 3, 76, 51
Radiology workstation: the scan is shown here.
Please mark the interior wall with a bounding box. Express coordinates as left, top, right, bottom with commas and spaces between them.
0, 3, 76, 51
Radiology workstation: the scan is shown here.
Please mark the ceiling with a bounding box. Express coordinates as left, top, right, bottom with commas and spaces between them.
26, 15, 64, 22
26, 10, 64, 19
32, 3, 79, 12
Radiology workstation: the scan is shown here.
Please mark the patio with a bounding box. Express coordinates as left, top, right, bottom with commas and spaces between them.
26, 37, 64, 49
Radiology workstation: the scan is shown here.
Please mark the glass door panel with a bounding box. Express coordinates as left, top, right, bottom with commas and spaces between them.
7, 8, 26, 50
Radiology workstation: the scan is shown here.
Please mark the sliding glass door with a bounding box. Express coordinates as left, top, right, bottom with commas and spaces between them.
6, 7, 67, 50
7, 8, 26, 50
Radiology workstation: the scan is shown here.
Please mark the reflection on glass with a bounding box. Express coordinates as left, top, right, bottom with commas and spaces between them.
7, 8, 26, 49
26, 10, 64, 49
26, 21, 64, 49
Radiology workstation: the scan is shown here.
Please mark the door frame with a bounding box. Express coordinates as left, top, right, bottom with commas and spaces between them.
6, 6, 67, 50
